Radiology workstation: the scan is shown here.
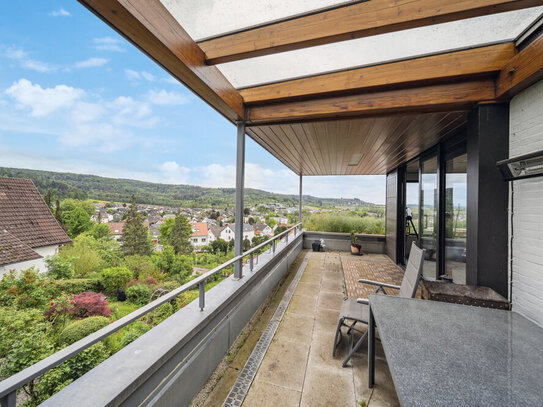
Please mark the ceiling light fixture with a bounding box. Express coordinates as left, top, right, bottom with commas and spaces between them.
348, 153, 363, 166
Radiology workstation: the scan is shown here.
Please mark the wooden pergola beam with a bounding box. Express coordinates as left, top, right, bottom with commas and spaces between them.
78, 0, 244, 122
247, 80, 496, 124
241, 43, 516, 104
199, 0, 541, 64
496, 33, 543, 97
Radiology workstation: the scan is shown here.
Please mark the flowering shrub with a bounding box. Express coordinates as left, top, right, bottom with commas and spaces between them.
70, 291, 111, 318
44, 294, 74, 331
0, 268, 48, 309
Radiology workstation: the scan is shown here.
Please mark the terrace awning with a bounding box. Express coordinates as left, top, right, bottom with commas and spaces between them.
79, 0, 543, 175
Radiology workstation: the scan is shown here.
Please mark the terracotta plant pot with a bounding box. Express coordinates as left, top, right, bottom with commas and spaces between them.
350, 243, 362, 255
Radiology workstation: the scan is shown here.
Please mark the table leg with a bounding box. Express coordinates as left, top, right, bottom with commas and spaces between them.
368, 305, 375, 388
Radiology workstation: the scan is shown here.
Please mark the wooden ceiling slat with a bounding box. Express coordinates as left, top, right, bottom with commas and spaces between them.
247, 80, 495, 124
245, 127, 300, 173
241, 43, 516, 104
198, 0, 539, 64
292, 123, 324, 175
279, 124, 312, 174
265, 125, 306, 173
496, 33, 543, 97
249, 112, 467, 175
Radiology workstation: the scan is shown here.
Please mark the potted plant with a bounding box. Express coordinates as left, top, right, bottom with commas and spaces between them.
350, 231, 362, 255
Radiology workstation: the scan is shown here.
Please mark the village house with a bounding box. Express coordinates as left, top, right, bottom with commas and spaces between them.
190, 222, 209, 247
0, 178, 72, 275
252, 223, 273, 237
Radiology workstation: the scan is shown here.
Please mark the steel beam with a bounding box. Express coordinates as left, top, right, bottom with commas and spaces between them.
234, 122, 246, 278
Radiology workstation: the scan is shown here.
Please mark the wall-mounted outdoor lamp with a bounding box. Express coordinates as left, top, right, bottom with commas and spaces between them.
497, 149, 543, 181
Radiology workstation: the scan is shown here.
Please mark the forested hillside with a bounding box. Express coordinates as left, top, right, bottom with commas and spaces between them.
0, 167, 381, 208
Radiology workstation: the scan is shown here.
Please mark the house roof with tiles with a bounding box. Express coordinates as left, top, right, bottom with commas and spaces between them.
0, 178, 71, 252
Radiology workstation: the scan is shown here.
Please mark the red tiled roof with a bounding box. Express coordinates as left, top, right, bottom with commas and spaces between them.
0, 178, 71, 249
108, 222, 125, 235
191, 222, 208, 237
0, 229, 42, 267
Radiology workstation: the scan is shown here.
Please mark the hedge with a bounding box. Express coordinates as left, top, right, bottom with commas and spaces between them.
59, 316, 109, 346
46, 279, 103, 298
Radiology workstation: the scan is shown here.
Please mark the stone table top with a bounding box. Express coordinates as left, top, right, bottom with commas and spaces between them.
369, 294, 543, 407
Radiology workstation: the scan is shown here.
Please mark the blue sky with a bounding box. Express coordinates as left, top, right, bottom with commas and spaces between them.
0, 2, 385, 204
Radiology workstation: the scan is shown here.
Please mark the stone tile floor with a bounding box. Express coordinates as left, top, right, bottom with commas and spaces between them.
242, 251, 400, 407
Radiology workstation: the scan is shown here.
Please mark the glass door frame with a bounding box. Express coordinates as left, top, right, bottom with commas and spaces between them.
397, 132, 467, 281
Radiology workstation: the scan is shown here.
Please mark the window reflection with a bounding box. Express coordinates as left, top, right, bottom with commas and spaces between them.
444, 153, 467, 284
421, 156, 438, 279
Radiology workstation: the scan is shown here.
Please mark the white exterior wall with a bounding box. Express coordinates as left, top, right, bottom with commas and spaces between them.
221, 228, 234, 242
509, 79, 543, 327
0, 244, 59, 276
190, 236, 209, 247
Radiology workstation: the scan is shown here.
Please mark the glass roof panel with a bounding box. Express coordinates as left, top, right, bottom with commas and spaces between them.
215, 8, 543, 89
159, 0, 358, 41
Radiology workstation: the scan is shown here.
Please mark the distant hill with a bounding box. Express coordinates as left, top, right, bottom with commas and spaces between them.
0, 167, 382, 209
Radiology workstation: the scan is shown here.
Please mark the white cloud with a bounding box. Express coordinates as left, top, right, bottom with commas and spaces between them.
73, 57, 109, 69
59, 123, 133, 152
188, 162, 385, 204
5, 79, 85, 117
125, 69, 155, 81
4, 47, 57, 73
159, 161, 191, 184
124, 69, 141, 80
141, 72, 155, 81
163, 77, 179, 85
108, 96, 157, 128
147, 89, 189, 105
92, 37, 125, 52
2, 79, 161, 151
49, 8, 71, 17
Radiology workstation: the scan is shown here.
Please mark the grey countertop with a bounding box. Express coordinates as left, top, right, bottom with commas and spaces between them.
369, 294, 543, 407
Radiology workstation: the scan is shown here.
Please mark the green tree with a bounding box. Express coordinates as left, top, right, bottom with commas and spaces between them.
120, 195, 152, 256
158, 217, 175, 244
243, 207, 250, 216
211, 238, 228, 255
90, 223, 113, 241
242, 238, 251, 251
248, 217, 255, 225
61, 199, 94, 217
63, 206, 93, 238
152, 246, 192, 282
44, 189, 53, 211
274, 225, 288, 236
45, 255, 75, 279
170, 214, 192, 254
265, 216, 277, 228
55, 199, 63, 225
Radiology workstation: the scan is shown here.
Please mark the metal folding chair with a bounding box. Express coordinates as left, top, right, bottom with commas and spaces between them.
333, 242, 425, 367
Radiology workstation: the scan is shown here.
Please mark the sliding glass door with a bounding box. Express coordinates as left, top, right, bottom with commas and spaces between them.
420, 155, 438, 279
444, 150, 467, 284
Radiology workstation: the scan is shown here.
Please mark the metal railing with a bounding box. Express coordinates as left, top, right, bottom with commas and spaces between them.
0, 223, 302, 407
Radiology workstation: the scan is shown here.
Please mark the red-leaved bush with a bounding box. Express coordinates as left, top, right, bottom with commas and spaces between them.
70, 291, 111, 318
144, 277, 157, 286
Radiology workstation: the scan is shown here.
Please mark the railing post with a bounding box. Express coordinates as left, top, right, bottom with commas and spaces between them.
1, 391, 16, 407
250, 253, 254, 271
234, 121, 246, 279
199, 280, 205, 311
272, 239, 276, 254
286, 232, 289, 244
